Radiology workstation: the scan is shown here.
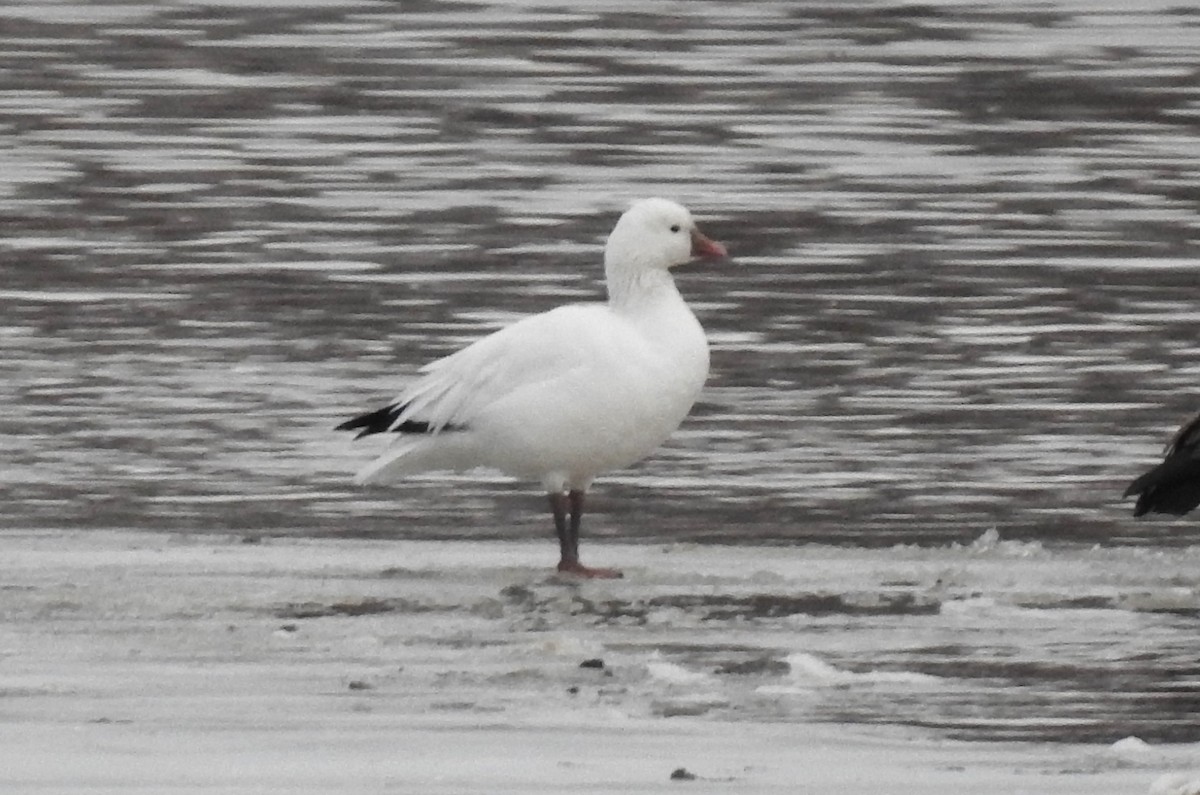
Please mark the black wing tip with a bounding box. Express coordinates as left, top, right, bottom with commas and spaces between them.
335, 403, 462, 438
333, 416, 365, 432
1125, 477, 1150, 516
1123, 469, 1153, 501
335, 403, 403, 439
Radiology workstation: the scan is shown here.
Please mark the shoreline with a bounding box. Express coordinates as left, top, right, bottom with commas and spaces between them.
0, 529, 1194, 793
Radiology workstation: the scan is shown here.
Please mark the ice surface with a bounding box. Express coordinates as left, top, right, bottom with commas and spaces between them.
2, 530, 1200, 793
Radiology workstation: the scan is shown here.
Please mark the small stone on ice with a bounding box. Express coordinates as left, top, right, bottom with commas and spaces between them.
670, 767, 697, 781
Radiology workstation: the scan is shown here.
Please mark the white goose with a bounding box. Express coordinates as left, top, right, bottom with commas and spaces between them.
337, 198, 726, 578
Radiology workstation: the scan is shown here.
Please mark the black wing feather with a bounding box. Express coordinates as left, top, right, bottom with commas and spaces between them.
335, 402, 458, 439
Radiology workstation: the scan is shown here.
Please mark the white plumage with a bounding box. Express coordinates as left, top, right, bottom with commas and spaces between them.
338, 198, 726, 577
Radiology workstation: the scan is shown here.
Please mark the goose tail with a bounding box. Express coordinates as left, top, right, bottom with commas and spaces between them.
354, 435, 476, 485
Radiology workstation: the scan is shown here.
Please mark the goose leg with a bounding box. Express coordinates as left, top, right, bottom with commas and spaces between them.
567, 489, 584, 564
549, 489, 622, 579
549, 492, 572, 568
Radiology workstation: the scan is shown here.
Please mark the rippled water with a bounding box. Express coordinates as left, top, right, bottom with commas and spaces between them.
3, 0, 1200, 744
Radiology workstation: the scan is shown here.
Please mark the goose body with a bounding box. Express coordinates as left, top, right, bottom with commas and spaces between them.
337, 198, 726, 576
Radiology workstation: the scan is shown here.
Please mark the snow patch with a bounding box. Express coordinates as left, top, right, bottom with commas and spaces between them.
645, 655, 715, 687
1151, 774, 1200, 795
782, 652, 941, 687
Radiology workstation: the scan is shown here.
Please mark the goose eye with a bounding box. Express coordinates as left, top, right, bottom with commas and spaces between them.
670, 224, 681, 233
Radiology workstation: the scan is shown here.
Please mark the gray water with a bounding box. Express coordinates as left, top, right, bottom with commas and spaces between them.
3, 0, 1200, 744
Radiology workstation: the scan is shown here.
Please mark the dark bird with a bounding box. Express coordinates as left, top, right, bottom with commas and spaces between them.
1124, 411, 1200, 517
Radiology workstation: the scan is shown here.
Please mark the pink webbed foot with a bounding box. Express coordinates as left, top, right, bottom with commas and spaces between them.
556, 560, 624, 579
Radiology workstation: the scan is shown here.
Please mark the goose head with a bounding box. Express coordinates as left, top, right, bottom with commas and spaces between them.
604, 198, 726, 275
